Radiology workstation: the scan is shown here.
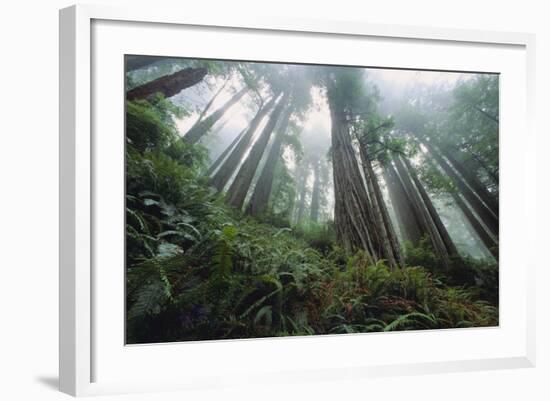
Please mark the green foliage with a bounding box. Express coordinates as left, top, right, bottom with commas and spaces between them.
126, 96, 498, 344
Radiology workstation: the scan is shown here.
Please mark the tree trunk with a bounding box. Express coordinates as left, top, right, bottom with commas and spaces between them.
402, 157, 458, 257
225, 93, 288, 210
208, 96, 278, 192
246, 105, 293, 216
206, 126, 247, 176
194, 77, 230, 125
383, 164, 423, 246
309, 160, 321, 223
466, 151, 499, 186
440, 145, 499, 215
359, 146, 399, 269
453, 192, 499, 259
423, 156, 498, 259
423, 140, 498, 238
126, 67, 207, 101
364, 151, 405, 268
327, 98, 379, 259
294, 164, 309, 224
183, 87, 248, 145
393, 156, 451, 267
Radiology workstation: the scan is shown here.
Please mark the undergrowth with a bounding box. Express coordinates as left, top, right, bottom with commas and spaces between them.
125, 99, 498, 344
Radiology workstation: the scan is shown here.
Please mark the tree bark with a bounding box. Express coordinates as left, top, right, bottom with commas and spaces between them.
208, 96, 278, 192
423, 156, 498, 259
393, 156, 451, 267
402, 157, 458, 257
194, 77, 231, 125
440, 145, 499, 215
423, 140, 499, 238
359, 146, 399, 269
364, 151, 405, 268
453, 192, 498, 259
225, 93, 288, 210
206, 126, 247, 176
327, 98, 379, 259
183, 87, 248, 145
294, 164, 309, 224
126, 67, 207, 101
309, 160, 321, 223
383, 164, 423, 246
246, 105, 293, 216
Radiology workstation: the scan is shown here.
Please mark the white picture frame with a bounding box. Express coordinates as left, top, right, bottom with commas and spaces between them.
59, 4, 536, 397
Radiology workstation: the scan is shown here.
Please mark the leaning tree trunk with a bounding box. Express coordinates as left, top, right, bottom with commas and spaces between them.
309, 160, 321, 223
422, 140, 498, 238
327, 98, 379, 259
246, 105, 293, 216
383, 164, 423, 246
183, 87, 248, 145
402, 156, 458, 257
209, 96, 278, 192
359, 145, 399, 269
126, 67, 207, 101
465, 150, 499, 186
393, 156, 451, 267
424, 156, 498, 259
225, 93, 289, 210
362, 149, 405, 268
453, 192, 499, 259
194, 76, 231, 125
440, 145, 499, 215
206, 126, 247, 176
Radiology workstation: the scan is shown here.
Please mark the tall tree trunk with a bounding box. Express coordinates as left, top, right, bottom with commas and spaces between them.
359, 146, 399, 269
208, 96, 278, 192
363, 151, 405, 268
383, 164, 423, 246
453, 193, 499, 259
206, 126, 247, 176
440, 145, 499, 215
422, 140, 499, 238
401, 157, 458, 257
194, 76, 230, 125
393, 156, 451, 267
327, 98, 379, 259
465, 151, 499, 186
246, 105, 293, 216
183, 87, 248, 145
423, 156, 498, 259
126, 67, 207, 101
309, 160, 321, 223
294, 164, 309, 224
225, 93, 288, 210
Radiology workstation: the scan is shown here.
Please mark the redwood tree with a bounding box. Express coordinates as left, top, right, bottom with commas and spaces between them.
225, 93, 289, 210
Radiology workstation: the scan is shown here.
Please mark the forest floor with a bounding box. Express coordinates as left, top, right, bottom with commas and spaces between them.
125, 99, 498, 344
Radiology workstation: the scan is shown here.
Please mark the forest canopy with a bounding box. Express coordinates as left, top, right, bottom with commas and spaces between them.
124, 56, 499, 343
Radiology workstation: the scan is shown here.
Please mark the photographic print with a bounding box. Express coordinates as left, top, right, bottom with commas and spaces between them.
125, 56, 499, 344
